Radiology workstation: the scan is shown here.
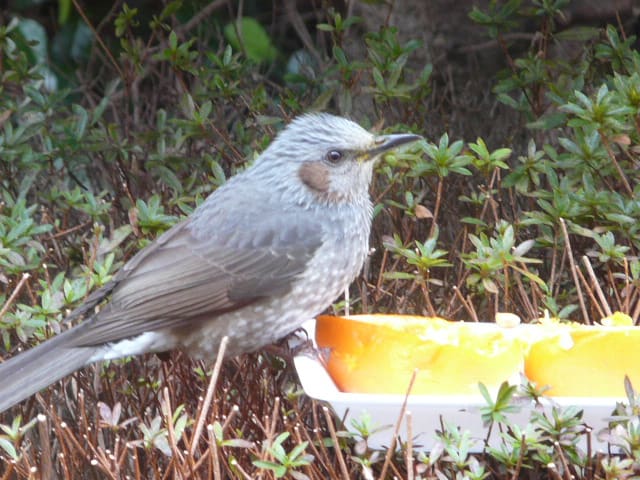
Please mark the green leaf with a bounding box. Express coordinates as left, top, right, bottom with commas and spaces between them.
384, 271, 418, 280
527, 112, 567, 130
316, 23, 334, 32
478, 382, 492, 404
372, 67, 385, 90
253, 460, 287, 477
0, 437, 18, 460
288, 441, 309, 460
159, 1, 183, 20
555, 26, 600, 42
223, 438, 254, 448
224, 18, 278, 63
461, 217, 489, 227
58, 0, 72, 24
482, 277, 499, 294
16, 18, 48, 64
332, 45, 347, 65
72, 104, 89, 140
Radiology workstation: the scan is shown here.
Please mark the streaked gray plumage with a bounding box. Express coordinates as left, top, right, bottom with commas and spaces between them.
0, 113, 420, 413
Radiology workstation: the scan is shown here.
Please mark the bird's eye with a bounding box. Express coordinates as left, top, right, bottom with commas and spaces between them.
326, 150, 343, 163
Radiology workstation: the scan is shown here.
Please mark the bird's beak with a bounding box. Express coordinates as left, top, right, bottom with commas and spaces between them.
362, 133, 423, 161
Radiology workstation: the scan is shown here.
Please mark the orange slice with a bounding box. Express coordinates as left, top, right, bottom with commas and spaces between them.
525, 324, 640, 397
316, 314, 526, 395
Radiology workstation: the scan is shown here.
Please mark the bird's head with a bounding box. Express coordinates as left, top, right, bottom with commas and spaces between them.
256, 113, 421, 204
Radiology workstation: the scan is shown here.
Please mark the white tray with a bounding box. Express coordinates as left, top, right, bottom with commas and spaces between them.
293, 320, 625, 452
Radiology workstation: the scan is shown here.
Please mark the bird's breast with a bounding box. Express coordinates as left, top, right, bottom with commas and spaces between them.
180, 201, 373, 358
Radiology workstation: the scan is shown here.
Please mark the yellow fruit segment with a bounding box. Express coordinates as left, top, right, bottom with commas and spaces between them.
525, 326, 640, 397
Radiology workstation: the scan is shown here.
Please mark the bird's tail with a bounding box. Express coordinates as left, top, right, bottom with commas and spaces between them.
0, 328, 97, 413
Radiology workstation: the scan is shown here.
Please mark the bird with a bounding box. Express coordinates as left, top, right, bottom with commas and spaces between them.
0, 113, 421, 413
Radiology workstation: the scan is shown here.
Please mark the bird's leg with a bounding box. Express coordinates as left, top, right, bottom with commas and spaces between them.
262, 328, 316, 362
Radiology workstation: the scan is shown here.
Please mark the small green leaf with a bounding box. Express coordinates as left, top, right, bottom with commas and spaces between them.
383, 271, 418, 280
223, 18, 278, 63
316, 23, 334, 32
0, 437, 18, 460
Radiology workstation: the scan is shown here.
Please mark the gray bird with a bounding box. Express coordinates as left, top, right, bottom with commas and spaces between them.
0, 113, 420, 413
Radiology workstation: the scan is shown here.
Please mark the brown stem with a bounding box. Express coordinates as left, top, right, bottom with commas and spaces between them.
581, 256, 612, 317
503, 265, 510, 311
575, 265, 603, 321
379, 369, 417, 480
600, 131, 633, 196
453, 287, 479, 322
559, 219, 590, 324
632, 289, 640, 325
189, 336, 229, 455
72, 0, 126, 83
322, 407, 350, 480
429, 176, 444, 237
419, 277, 437, 316
514, 269, 536, 319
510, 435, 527, 480
0, 273, 30, 322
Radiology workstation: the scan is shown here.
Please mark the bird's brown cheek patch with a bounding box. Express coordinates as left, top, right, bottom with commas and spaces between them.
298, 161, 330, 194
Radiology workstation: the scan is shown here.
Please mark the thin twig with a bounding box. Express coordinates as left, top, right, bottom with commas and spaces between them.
268, 396, 281, 450
322, 406, 350, 480
229, 458, 253, 480
453, 286, 479, 322
406, 410, 414, 480
632, 292, 640, 325
180, 0, 228, 35
514, 269, 536, 319
546, 463, 564, 480
456, 32, 537, 54
419, 279, 437, 317
554, 441, 573, 480
207, 423, 222, 480
72, 0, 125, 81
305, 401, 340, 479
0, 273, 30, 321
559, 219, 589, 324
161, 387, 187, 474
37, 414, 53, 479
623, 258, 630, 314
49, 221, 91, 239
575, 266, 603, 322
375, 248, 389, 295
600, 132, 633, 196
429, 177, 444, 237
285, 0, 323, 65
585, 426, 593, 479
0, 463, 15, 480
379, 369, 418, 479
221, 404, 240, 431
607, 267, 623, 311
582, 256, 613, 316
510, 434, 526, 480
189, 336, 229, 456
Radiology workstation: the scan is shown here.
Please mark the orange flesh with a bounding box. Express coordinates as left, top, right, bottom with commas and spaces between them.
316, 315, 525, 395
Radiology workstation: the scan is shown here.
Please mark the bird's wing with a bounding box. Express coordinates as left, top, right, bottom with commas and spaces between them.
69, 210, 322, 347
